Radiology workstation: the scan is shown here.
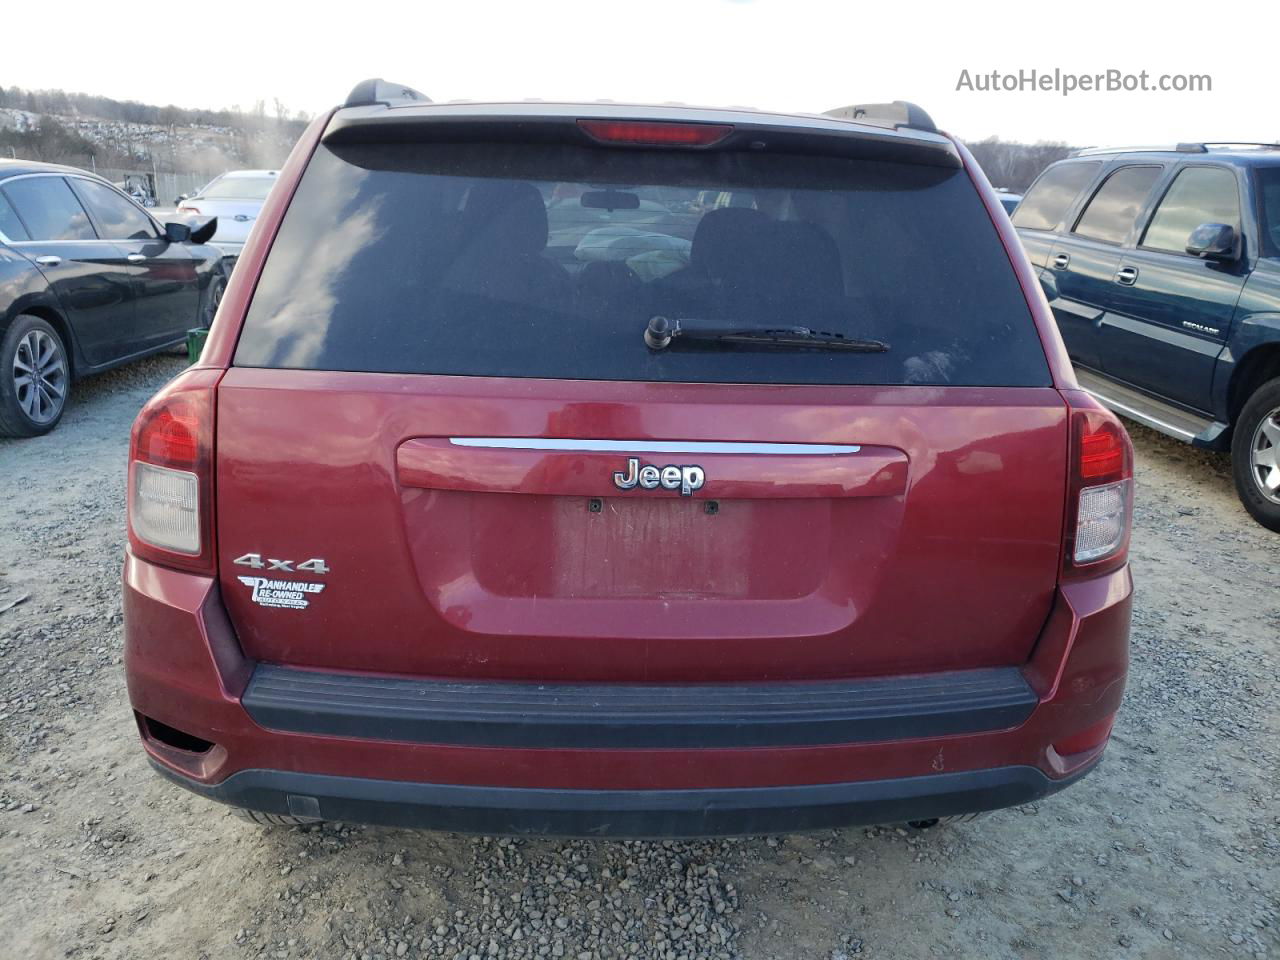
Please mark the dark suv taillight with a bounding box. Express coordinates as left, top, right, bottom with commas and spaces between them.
127, 368, 221, 575
1063, 394, 1134, 579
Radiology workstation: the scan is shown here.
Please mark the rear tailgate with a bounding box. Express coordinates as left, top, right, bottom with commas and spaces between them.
215, 110, 1068, 683
216, 374, 1066, 681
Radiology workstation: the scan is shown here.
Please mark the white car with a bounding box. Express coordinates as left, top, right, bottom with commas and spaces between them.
995, 190, 1023, 215
177, 169, 279, 262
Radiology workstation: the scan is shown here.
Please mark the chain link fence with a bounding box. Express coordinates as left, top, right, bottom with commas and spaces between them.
73, 165, 217, 207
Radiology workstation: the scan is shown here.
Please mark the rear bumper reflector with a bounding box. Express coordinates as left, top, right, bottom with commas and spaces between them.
151, 759, 1092, 838
242, 665, 1037, 749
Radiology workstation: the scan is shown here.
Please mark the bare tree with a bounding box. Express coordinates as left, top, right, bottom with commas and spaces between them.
965, 137, 1075, 192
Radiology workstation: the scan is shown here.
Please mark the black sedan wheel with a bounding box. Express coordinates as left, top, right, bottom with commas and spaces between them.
205, 267, 229, 325
0, 315, 70, 438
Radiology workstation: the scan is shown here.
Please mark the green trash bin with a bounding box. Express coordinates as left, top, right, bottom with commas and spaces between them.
186, 327, 210, 364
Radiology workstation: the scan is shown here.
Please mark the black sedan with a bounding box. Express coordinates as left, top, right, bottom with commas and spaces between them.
0, 159, 225, 437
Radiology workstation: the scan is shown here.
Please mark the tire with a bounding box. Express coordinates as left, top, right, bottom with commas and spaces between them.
203, 266, 228, 327
904, 812, 988, 831
167, 267, 228, 357
0, 315, 71, 438
1231, 376, 1280, 532
230, 808, 320, 827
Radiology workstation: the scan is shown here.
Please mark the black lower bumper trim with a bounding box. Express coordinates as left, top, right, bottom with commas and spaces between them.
151, 760, 1094, 838
241, 664, 1038, 749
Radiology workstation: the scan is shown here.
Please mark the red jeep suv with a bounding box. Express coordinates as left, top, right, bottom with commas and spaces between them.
123, 80, 1133, 837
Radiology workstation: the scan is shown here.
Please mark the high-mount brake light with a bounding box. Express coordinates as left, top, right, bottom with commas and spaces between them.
127, 369, 220, 574
577, 119, 734, 147
1064, 404, 1134, 575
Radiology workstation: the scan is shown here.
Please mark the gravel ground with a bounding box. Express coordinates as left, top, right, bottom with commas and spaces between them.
1, 356, 1277, 960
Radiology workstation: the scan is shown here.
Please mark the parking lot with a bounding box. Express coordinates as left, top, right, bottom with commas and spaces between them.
0, 356, 1273, 959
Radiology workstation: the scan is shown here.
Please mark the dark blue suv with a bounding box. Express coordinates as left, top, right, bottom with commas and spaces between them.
1014, 145, 1280, 531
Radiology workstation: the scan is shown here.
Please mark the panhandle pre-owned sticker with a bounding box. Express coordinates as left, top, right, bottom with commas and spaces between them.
237, 576, 325, 610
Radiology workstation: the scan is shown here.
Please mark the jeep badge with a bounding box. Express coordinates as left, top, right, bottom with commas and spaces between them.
612, 457, 706, 496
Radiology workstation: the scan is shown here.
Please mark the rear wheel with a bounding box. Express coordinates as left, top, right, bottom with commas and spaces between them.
230, 808, 320, 827
0, 315, 71, 438
1231, 377, 1280, 532
905, 812, 987, 831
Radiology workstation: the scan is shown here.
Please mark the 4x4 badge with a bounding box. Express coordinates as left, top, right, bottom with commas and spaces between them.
613, 457, 706, 496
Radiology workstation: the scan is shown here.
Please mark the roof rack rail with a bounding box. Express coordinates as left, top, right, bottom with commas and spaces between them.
1198, 141, 1280, 150
1073, 142, 1280, 158
344, 78, 431, 109
1171, 142, 1280, 153
823, 101, 936, 134
1071, 145, 1178, 157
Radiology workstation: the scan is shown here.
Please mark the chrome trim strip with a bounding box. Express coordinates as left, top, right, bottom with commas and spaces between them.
449, 438, 862, 455
1081, 387, 1197, 440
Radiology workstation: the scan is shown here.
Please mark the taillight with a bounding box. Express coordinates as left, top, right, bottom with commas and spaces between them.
577, 119, 734, 147
177, 205, 201, 215
127, 368, 220, 574
1063, 397, 1134, 577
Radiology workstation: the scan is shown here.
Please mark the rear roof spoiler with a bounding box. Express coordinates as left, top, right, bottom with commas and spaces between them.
344, 78, 431, 109
323, 96, 959, 168
823, 101, 937, 134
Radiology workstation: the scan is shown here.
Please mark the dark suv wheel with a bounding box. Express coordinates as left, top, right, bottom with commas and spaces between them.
0, 314, 70, 438
1231, 376, 1280, 532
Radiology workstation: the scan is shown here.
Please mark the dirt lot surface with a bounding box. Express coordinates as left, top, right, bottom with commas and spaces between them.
1, 356, 1277, 960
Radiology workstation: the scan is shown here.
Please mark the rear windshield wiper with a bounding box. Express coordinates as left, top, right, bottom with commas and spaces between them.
644, 316, 889, 353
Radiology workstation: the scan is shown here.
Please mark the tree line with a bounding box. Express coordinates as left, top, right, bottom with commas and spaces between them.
1, 84, 1077, 192
0, 84, 311, 174
0, 84, 310, 130
963, 137, 1077, 192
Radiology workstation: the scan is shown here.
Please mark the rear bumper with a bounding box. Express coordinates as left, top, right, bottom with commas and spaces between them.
151, 759, 1094, 838
241, 663, 1039, 749
124, 550, 1130, 835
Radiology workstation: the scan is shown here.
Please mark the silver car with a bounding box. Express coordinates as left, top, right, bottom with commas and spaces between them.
178, 169, 279, 261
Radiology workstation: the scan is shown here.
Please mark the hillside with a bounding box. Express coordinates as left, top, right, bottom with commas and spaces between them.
0, 84, 309, 193
0, 84, 1074, 196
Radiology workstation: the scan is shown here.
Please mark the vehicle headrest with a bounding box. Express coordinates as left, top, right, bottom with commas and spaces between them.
463, 180, 549, 255
770, 221, 843, 295
691, 207, 769, 278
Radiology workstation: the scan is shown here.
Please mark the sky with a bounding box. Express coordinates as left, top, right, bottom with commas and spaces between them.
5, 0, 1277, 146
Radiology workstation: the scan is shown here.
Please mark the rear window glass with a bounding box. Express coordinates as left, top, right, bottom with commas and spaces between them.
235, 142, 1051, 387
1011, 161, 1100, 231
2, 177, 97, 241
1072, 165, 1162, 245
0, 192, 30, 241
